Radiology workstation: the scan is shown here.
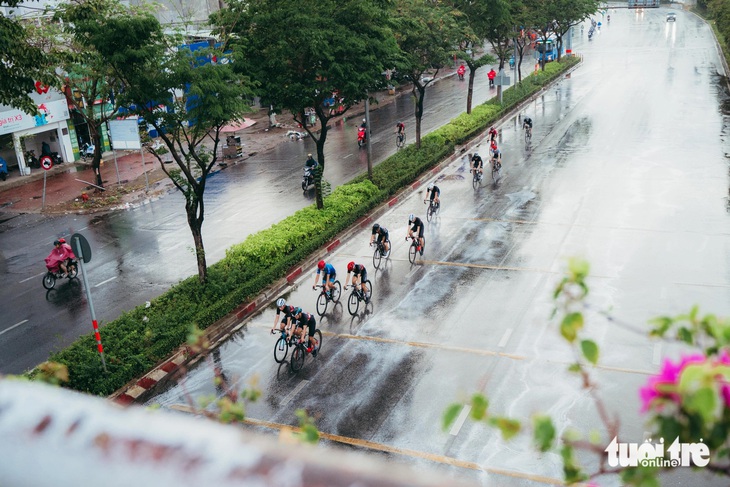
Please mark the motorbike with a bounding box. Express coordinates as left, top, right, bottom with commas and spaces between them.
357, 127, 367, 148
302, 165, 316, 191
25, 150, 40, 169
0, 157, 7, 181
457, 67, 466, 81
588, 27, 595, 40
43, 258, 79, 290
80, 142, 95, 161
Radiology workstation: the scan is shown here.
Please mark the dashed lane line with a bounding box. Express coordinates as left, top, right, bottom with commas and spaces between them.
448, 404, 471, 436
0, 320, 28, 336
169, 404, 566, 486
20, 272, 45, 284
94, 276, 118, 288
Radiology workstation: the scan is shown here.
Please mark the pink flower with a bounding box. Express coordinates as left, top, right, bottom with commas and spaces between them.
640, 354, 705, 413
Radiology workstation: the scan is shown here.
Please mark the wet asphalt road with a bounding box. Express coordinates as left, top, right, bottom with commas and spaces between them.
0, 50, 497, 372
145, 8, 730, 486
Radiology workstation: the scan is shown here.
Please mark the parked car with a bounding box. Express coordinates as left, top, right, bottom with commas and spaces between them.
667, 12, 676, 21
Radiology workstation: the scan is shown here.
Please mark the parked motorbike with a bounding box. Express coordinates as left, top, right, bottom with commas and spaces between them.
43, 259, 79, 290
80, 142, 95, 161
25, 150, 40, 169
0, 157, 7, 181
302, 165, 316, 191
357, 127, 367, 148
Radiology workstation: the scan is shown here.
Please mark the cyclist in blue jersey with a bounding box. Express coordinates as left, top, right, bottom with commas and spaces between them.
313, 260, 337, 295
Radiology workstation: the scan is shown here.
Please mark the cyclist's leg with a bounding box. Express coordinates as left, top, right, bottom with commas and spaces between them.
383, 231, 390, 252
360, 271, 368, 294
418, 226, 425, 251
307, 320, 316, 350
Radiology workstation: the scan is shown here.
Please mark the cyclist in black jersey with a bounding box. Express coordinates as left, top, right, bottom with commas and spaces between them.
471, 153, 484, 176
272, 298, 296, 337
370, 223, 390, 254
407, 213, 425, 255
293, 307, 318, 356
345, 261, 369, 299
425, 184, 440, 209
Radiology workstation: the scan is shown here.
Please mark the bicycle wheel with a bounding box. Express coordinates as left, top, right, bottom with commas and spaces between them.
290, 345, 305, 372
42, 273, 56, 290
492, 163, 501, 183
472, 171, 479, 189
364, 280, 372, 303
348, 291, 359, 316
525, 129, 530, 143
316, 292, 328, 316
426, 204, 434, 222
408, 242, 417, 264
312, 329, 322, 356
274, 336, 288, 363
373, 245, 382, 269
332, 280, 342, 303
382, 240, 391, 259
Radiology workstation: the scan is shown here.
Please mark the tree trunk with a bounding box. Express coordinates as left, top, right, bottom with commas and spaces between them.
413, 84, 425, 149
89, 121, 104, 188
314, 121, 328, 209
466, 71, 475, 114
186, 193, 208, 284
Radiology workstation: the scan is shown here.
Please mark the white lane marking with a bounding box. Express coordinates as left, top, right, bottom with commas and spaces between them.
498, 328, 513, 348
166, 242, 184, 251
449, 404, 472, 436
0, 320, 28, 336
281, 379, 309, 406
226, 211, 242, 221
652, 343, 662, 365
343, 153, 354, 159
20, 272, 45, 283
406, 266, 421, 278
94, 276, 118, 288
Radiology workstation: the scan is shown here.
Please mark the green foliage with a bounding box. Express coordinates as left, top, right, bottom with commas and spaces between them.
560, 313, 583, 342
580, 339, 599, 365
295, 409, 321, 444
533, 415, 556, 452
488, 417, 521, 440
470, 393, 489, 420
442, 403, 462, 430
650, 307, 730, 356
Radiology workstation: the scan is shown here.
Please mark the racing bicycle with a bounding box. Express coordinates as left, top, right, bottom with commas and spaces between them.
314, 282, 341, 316
396, 132, 406, 148
424, 198, 440, 222
407, 235, 426, 264
290, 329, 322, 372
272, 327, 297, 363
347, 280, 372, 315
372, 239, 391, 269
491, 159, 502, 183
524, 125, 532, 142
471, 167, 483, 189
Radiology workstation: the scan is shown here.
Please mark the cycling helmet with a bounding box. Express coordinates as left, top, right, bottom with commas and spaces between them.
427, 184, 433, 191
53, 240, 61, 246
408, 213, 415, 223
372, 223, 380, 232
293, 307, 302, 316
347, 261, 355, 272
473, 153, 479, 159
276, 298, 286, 307
58, 238, 66, 243
317, 260, 326, 270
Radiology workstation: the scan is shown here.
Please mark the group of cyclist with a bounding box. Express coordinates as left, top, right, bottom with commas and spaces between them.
284, 114, 535, 357
470, 117, 532, 177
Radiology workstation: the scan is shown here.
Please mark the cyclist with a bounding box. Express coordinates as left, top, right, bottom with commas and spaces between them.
488, 126, 498, 142
345, 261, 369, 301
370, 223, 390, 254
522, 116, 533, 138
425, 183, 440, 210
272, 298, 297, 337
293, 307, 318, 356
471, 153, 484, 177
407, 213, 425, 256
489, 140, 498, 157
395, 121, 405, 138
313, 260, 337, 295
491, 146, 502, 170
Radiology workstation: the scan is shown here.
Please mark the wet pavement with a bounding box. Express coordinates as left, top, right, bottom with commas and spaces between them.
143, 8, 730, 486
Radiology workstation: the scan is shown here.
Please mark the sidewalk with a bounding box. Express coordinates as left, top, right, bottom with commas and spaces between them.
0, 64, 464, 215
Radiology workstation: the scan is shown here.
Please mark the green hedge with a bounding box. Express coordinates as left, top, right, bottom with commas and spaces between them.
39, 57, 579, 396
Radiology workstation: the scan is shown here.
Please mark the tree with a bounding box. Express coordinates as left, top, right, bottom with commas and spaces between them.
391, 0, 462, 147
548, 0, 601, 61
84, 10, 252, 283
482, 0, 515, 97
25, 0, 152, 188
449, 0, 496, 114
0, 0, 50, 113
214, 0, 399, 209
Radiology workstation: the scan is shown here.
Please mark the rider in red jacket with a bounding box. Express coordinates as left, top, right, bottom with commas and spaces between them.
488, 68, 496, 88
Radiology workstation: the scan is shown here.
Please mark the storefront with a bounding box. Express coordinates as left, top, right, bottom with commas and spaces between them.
0, 87, 73, 177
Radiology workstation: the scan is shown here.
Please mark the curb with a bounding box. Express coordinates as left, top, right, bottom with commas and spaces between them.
107, 59, 583, 406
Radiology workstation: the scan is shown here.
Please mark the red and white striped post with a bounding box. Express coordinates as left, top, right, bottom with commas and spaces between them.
72, 234, 107, 372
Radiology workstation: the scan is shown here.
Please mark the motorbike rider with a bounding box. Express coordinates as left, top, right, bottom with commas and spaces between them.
358, 118, 368, 144
457, 63, 466, 80
488, 68, 497, 88
45, 238, 76, 278
305, 153, 318, 169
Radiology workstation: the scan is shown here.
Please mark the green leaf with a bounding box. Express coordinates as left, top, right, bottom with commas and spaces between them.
470, 393, 489, 421
678, 327, 694, 344
580, 339, 599, 365
532, 415, 555, 452
560, 313, 584, 343
568, 257, 589, 281
684, 387, 717, 424
443, 403, 462, 431
560, 444, 586, 484
567, 363, 582, 373
489, 417, 521, 440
